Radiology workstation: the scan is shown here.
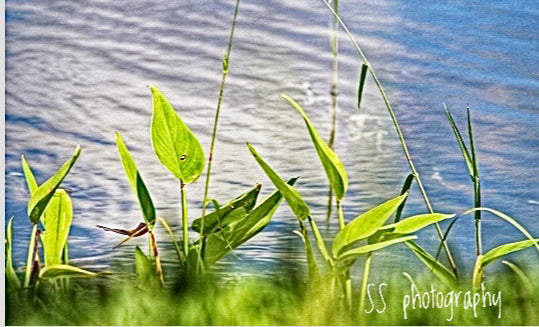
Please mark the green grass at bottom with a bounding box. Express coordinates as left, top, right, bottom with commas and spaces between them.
7, 267, 538, 326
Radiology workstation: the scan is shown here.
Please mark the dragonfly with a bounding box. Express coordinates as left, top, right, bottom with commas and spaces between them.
97, 222, 149, 249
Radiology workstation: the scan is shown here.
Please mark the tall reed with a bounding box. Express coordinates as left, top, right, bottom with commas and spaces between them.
319, 0, 458, 276
201, 0, 242, 225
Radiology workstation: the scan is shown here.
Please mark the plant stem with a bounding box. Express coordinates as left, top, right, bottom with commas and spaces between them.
337, 199, 345, 229
180, 180, 189, 258
24, 224, 38, 288
201, 0, 241, 223
320, 0, 458, 277
326, 0, 339, 222
150, 230, 164, 286
358, 252, 373, 314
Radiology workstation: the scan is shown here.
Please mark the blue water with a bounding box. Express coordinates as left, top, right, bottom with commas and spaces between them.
5, 0, 539, 278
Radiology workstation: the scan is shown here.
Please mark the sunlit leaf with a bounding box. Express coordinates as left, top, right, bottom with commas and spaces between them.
381, 213, 455, 235
6, 217, 21, 291
41, 189, 73, 266
283, 94, 348, 200
150, 86, 205, 184
405, 240, 457, 288
39, 264, 97, 279
337, 235, 416, 261
248, 143, 310, 220
332, 193, 407, 257
21, 155, 38, 195
115, 132, 156, 227
192, 184, 261, 235
27, 145, 81, 224
481, 239, 539, 267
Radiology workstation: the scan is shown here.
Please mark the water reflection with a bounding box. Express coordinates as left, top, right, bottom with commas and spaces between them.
6, 0, 538, 276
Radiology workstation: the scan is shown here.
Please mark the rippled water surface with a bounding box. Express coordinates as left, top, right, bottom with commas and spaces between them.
6, 0, 539, 277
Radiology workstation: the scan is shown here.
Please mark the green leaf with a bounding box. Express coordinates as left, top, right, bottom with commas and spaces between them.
337, 235, 416, 261
200, 178, 297, 266
134, 246, 160, 288
6, 217, 21, 291
283, 95, 348, 200
21, 155, 38, 195
115, 132, 156, 227
248, 143, 310, 220
394, 174, 414, 223
405, 241, 457, 288
41, 189, 73, 266
357, 63, 369, 110
481, 239, 539, 267
39, 264, 97, 279
27, 145, 81, 224
464, 207, 539, 254
150, 86, 205, 184
332, 193, 408, 257
192, 184, 261, 235
444, 104, 474, 179
382, 213, 455, 235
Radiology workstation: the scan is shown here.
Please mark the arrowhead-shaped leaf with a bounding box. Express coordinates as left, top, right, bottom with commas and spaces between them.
332, 193, 407, 257
115, 132, 156, 227
283, 94, 348, 200
27, 145, 81, 224
248, 143, 310, 220
150, 86, 205, 184
41, 189, 73, 266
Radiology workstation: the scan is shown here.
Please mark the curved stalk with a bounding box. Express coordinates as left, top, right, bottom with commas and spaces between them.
24, 224, 39, 288
320, 0, 458, 277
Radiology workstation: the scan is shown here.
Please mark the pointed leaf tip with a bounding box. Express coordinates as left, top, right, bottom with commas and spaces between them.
150, 86, 205, 184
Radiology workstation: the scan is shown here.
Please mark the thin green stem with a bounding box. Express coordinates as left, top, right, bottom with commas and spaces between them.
326, 0, 338, 222
337, 199, 345, 230
24, 224, 38, 288
180, 180, 189, 258
359, 252, 373, 314
319, 0, 458, 277
201, 0, 241, 222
